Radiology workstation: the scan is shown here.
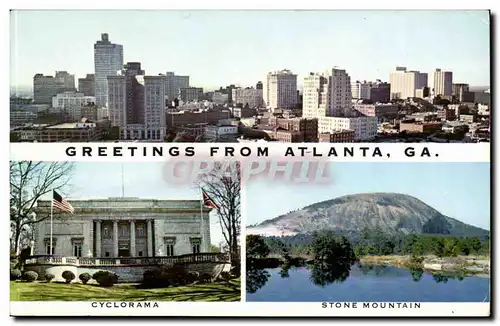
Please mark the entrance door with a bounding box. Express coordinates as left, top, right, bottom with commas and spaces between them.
118, 248, 130, 257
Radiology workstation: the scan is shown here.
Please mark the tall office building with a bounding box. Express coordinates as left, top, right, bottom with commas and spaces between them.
107, 62, 144, 138
369, 80, 391, 103
302, 68, 376, 140
430, 68, 453, 97
78, 74, 95, 96
232, 87, 264, 108
302, 68, 352, 118
33, 74, 56, 104
108, 62, 166, 140
351, 81, 371, 100
54, 71, 75, 92
266, 69, 298, 109
94, 33, 123, 107
165, 72, 190, 101
302, 73, 329, 118
326, 68, 352, 116
33, 71, 76, 104
144, 75, 167, 140
389, 67, 428, 100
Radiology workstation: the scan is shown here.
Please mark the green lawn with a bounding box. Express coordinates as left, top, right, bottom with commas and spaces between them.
10, 279, 240, 302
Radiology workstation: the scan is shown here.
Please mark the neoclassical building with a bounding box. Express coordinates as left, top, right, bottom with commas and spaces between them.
34, 197, 212, 258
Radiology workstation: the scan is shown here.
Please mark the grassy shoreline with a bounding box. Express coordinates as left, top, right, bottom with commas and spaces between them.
10, 278, 240, 301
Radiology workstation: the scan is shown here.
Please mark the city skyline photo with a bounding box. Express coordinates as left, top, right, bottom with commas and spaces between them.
9, 10, 491, 144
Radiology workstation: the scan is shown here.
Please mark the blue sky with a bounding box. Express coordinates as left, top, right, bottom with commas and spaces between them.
39, 162, 226, 246
246, 163, 491, 230
10, 10, 490, 90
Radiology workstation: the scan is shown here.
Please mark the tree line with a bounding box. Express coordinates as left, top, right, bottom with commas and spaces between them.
251, 227, 490, 260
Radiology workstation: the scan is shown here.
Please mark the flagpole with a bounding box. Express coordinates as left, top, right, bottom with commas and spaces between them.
200, 191, 204, 253
50, 190, 53, 257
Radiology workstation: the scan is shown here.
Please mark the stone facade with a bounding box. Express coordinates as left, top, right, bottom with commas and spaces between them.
34, 197, 212, 258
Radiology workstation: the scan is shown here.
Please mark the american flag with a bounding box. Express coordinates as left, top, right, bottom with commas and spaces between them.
202, 189, 218, 209
52, 190, 74, 214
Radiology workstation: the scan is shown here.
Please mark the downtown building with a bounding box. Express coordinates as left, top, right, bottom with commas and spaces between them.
33, 71, 76, 104
52, 91, 97, 121
232, 87, 264, 108
94, 33, 124, 107
78, 74, 95, 96
107, 62, 167, 140
302, 68, 377, 141
351, 81, 372, 100
389, 67, 428, 100
266, 69, 298, 109
179, 87, 203, 102
164, 72, 190, 102
430, 68, 453, 97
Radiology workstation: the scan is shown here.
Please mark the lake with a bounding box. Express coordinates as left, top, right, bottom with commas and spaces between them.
246, 265, 490, 302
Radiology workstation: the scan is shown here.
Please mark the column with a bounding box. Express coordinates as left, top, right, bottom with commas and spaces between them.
130, 220, 136, 257
147, 220, 153, 257
200, 213, 206, 252
203, 216, 211, 253
113, 220, 118, 257
95, 220, 101, 257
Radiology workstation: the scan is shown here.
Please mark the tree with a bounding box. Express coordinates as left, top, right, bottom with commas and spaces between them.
10, 161, 74, 256
208, 244, 220, 253
197, 162, 241, 264
443, 238, 459, 257
311, 231, 355, 264
246, 235, 270, 259
469, 237, 482, 254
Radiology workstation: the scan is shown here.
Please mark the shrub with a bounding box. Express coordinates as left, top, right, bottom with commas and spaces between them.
199, 273, 213, 284
45, 273, 55, 283
79, 273, 92, 284
92, 270, 118, 287
142, 270, 159, 287
219, 271, 232, 281
21, 271, 38, 282
10, 269, 22, 281
141, 264, 189, 288
186, 271, 199, 284
62, 270, 76, 284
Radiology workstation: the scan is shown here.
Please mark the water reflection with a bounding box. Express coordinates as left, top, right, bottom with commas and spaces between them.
247, 260, 470, 294
246, 265, 270, 294
410, 268, 424, 282
280, 263, 291, 278
309, 261, 352, 287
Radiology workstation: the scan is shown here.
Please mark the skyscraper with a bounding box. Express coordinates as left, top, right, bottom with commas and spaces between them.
389, 67, 428, 100
107, 62, 144, 138
165, 72, 190, 101
302, 68, 352, 117
33, 74, 56, 104
266, 69, 298, 109
302, 68, 377, 140
54, 71, 76, 92
431, 69, 453, 97
108, 62, 167, 140
78, 74, 95, 96
94, 33, 123, 107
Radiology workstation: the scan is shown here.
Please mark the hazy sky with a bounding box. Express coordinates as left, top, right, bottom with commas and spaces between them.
10, 10, 490, 90
246, 163, 491, 230
39, 162, 227, 246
